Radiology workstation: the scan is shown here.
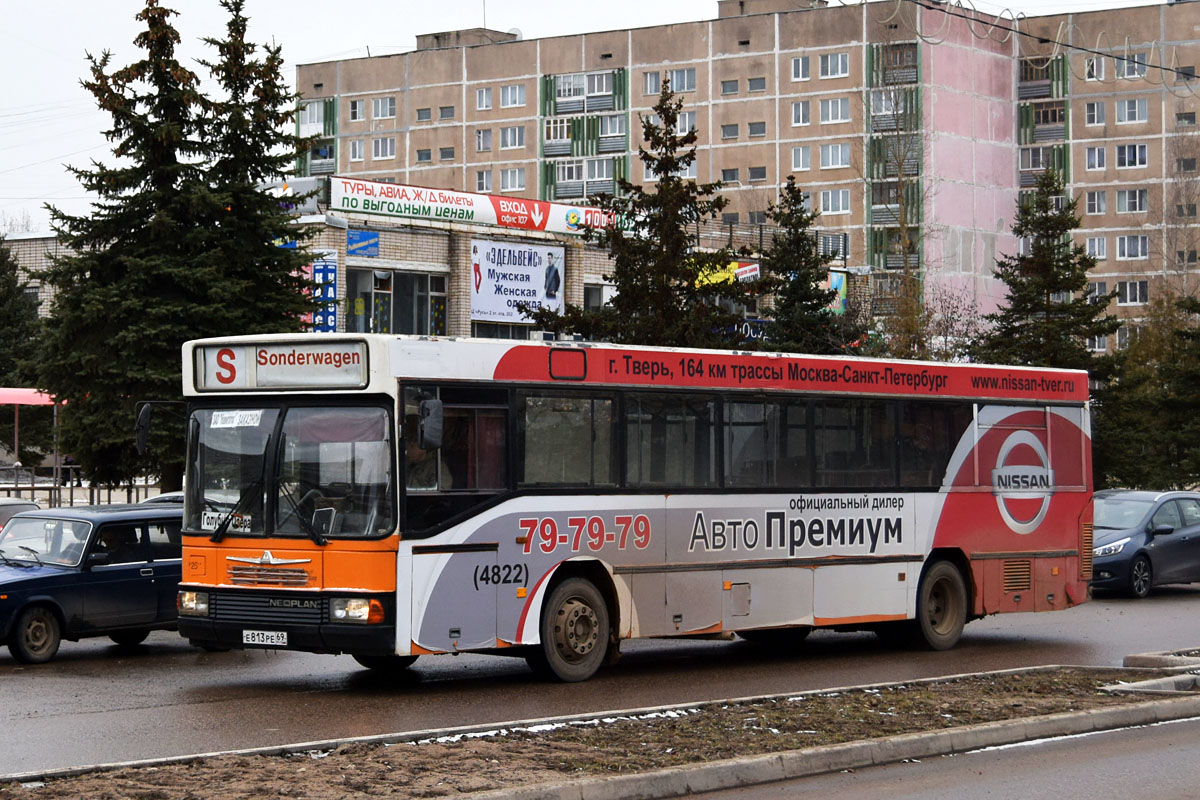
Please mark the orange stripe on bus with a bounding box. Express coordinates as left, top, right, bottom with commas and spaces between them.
410, 643, 442, 656
683, 622, 724, 635
813, 613, 908, 626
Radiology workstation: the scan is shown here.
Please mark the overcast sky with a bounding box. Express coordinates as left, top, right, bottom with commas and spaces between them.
1, 0, 1169, 233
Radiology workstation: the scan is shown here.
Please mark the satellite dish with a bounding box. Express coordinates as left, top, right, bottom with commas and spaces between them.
508, 27, 523, 41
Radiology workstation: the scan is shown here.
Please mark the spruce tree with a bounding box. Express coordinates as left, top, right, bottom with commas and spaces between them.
0, 236, 53, 465
40, 1, 220, 487
198, 0, 316, 332
970, 170, 1118, 373
522, 83, 757, 348
759, 176, 864, 354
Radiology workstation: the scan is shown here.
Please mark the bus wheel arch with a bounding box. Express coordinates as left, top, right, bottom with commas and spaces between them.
528, 560, 617, 681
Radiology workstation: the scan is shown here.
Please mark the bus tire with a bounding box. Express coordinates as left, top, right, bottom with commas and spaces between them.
353, 654, 419, 671
9, 605, 61, 664
109, 629, 150, 647
916, 561, 968, 651
528, 577, 609, 682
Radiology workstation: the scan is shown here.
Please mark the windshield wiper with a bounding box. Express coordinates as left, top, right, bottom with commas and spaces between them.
210, 477, 262, 543
0, 548, 26, 567
277, 488, 328, 547
17, 546, 42, 565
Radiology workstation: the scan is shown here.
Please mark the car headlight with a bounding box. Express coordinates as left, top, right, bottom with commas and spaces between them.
178, 591, 210, 616
1093, 537, 1131, 558
330, 597, 384, 624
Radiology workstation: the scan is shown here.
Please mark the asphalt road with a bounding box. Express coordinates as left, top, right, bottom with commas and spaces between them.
2, 586, 1198, 777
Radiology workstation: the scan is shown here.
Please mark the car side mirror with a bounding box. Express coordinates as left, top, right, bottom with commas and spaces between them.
85, 552, 107, 568
1150, 524, 1175, 536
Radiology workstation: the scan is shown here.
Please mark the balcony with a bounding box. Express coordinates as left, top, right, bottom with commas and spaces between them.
544, 139, 572, 157
586, 94, 615, 112
309, 158, 336, 175
598, 135, 624, 154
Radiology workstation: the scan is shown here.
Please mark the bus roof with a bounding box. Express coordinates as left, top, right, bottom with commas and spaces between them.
183, 334, 1090, 404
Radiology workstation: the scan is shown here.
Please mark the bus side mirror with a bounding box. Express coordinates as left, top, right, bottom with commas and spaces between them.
419, 398, 443, 450
135, 403, 152, 456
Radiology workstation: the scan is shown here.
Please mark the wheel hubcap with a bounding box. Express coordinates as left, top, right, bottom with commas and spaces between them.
927, 581, 953, 634
554, 598, 598, 663
25, 618, 50, 655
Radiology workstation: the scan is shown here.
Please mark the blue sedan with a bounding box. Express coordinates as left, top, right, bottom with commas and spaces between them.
0, 504, 183, 663
1091, 489, 1200, 598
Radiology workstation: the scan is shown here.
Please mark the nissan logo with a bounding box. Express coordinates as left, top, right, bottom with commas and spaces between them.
991, 430, 1054, 535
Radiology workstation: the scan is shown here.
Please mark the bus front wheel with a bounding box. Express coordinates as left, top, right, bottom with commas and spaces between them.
916, 561, 968, 651
353, 654, 419, 671
528, 577, 610, 682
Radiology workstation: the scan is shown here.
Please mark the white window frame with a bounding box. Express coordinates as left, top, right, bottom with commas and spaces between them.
500, 125, 525, 150
372, 137, 395, 160
1116, 143, 1148, 168
501, 167, 525, 192
819, 52, 850, 79
557, 159, 584, 183
820, 143, 851, 169
348, 100, 364, 122
643, 71, 660, 96
1086, 147, 1106, 171
1116, 189, 1148, 213
1085, 101, 1104, 126
587, 72, 613, 97
476, 87, 492, 111
501, 84, 525, 108
1086, 236, 1107, 260
545, 118, 569, 143
792, 56, 810, 81
792, 146, 811, 171
372, 97, 395, 120
1085, 191, 1106, 215
669, 67, 697, 93
1117, 280, 1148, 305
1117, 235, 1149, 260
1118, 52, 1148, 79
599, 114, 625, 137
820, 188, 851, 215
1086, 334, 1108, 352
476, 170, 492, 193
1116, 98, 1148, 124
676, 111, 697, 135
475, 128, 492, 152
820, 97, 851, 124
792, 100, 810, 126
1085, 57, 1105, 81
587, 157, 613, 182
299, 101, 323, 126
349, 139, 364, 161
556, 74, 585, 100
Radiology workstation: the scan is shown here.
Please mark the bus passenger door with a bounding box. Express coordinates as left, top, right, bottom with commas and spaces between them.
412, 549, 497, 652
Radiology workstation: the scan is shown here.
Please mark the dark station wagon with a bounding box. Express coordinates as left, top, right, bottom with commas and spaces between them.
0, 504, 183, 663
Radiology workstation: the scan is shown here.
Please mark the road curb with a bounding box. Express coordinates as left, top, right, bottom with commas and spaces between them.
466, 695, 1200, 800
1123, 648, 1200, 668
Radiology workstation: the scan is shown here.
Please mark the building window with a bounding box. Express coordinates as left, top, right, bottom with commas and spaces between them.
416, 107, 431, 122
1178, 203, 1198, 218
1086, 237, 1107, 260
501, 84, 525, 108
501, 167, 525, 191
1085, 57, 1105, 81
747, 76, 767, 92
721, 168, 739, 183
676, 111, 697, 135
721, 79, 738, 95
347, 270, 447, 336
792, 100, 810, 126
299, 101, 323, 126
1086, 335, 1108, 352
721, 123, 739, 140
414, 147, 430, 163
1085, 191, 1106, 214
721, 212, 739, 224
1178, 249, 1198, 266
1019, 147, 1053, 171
1117, 280, 1148, 305
1032, 103, 1066, 125
545, 118, 569, 143
1179, 66, 1198, 82
349, 139, 364, 161
820, 97, 851, 124
587, 158, 613, 182
1049, 290, 1071, 304
476, 88, 492, 110
1177, 111, 1197, 127
1088, 281, 1108, 303
821, 189, 851, 214
1086, 147, 1106, 171
1117, 235, 1149, 260
373, 137, 396, 159
748, 166, 767, 182
1116, 189, 1148, 213
643, 71, 660, 95
500, 125, 525, 149
1116, 143, 1148, 168
440, 146, 455, 160
792, 56, 810, 81
1118, 52, 1148, 79
1085, 102, 1105, 126
820, 143, 851, 169
669, 68, 696, 92
600, 115, 625, 137
792, 146, 810, 171
372, 97, 396, 119
748, 121, 766, 137
349, 100, 364, 121
587, 72, 613, 96
1116, 98, 1148, 123
819, 52, 850, 78
439, 106, 455, 120
476, 129, 492, 152
1117, 326, 1139, 351
748, 211, 767, 224
557, 160, 584, 183
1177, 157, 1197, 173
477, 170, 492, 193
555, 74, 584, 99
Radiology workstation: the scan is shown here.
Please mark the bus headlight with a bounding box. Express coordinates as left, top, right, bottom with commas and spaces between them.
330, 597, 385, 624
178, 591, 210, 616
1093, 537, 1130, 558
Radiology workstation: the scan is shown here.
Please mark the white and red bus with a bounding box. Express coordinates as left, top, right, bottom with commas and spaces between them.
176, 334, 1092, 681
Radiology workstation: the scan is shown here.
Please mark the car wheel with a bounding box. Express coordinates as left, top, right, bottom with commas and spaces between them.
526, 577, 609, 682
352, 654, 418, 671
9, 606, 62, 664
1129, 555, 1153, 599
916, 561, 968, 651
109, 629, 150, 647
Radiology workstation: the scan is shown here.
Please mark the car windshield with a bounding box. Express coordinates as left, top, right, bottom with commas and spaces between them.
0, 517, 92, 566
1094, 496, 1154, 529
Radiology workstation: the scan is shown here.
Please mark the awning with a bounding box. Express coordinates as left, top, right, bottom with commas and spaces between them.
0, 388, 55, 406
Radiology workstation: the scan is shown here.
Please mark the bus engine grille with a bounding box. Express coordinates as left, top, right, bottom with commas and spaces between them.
228, 565, 310, 586
211, 593, 326, 624
1003, 560, 1033, 592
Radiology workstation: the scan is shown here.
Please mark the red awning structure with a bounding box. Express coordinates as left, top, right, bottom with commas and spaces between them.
0, 388, 55, 406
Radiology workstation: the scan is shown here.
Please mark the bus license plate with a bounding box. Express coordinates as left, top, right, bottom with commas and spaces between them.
243, 630, 287, 646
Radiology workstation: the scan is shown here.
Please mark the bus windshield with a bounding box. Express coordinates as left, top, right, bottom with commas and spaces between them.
186, 405, 395, 539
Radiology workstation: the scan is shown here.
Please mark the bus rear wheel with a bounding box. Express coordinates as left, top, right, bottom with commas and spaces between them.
528, 577, 609, 682
916, 561, 968, 651
353, 654, 419, 671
